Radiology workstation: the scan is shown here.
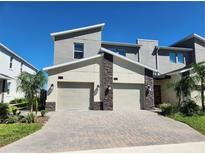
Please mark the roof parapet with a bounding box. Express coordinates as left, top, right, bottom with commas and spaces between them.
50, 23, 105, 40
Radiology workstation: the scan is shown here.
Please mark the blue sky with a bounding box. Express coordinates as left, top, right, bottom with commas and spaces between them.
0, 1, 204, 70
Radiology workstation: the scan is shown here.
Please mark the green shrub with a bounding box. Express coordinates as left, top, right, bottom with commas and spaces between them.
6, 115, 19, 124
0, 103, 9, 120
9, 98, 27, 104
19, 117, 27, 123
40, 109, 48, 117
159, 103, 174, 115
11, 106, 19, 115
26, 112, 35, 123
9, 98, 29, 110
180, 99, 200, 116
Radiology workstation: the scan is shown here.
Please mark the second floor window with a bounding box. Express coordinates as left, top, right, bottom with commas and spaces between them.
9, 57, 13, 69
20, 63, 23, 72
74, 43, 84, 59
178, 53, 184, 64
169, 52, 176, 63
118, 48, 126, 56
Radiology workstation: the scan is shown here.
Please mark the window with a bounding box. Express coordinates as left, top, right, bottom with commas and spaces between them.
118, 48, 126, 56
20, 63, 23, 72
178, 53, 184, 64
74, 43, 84, 59
169, 52, 176, 63
6, 82, 11, 94
109, 48, 117, 52
9, 57, 13, 69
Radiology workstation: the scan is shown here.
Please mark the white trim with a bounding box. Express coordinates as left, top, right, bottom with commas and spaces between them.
0, 43, 38, 72
166, 67, 193, 76
43, 54, 103, 71
171, 33, 205, 46
100, 47, 158, 72
51, 23, 105, 39
156, 46, 193, 51
101, 41, 141, 47
73, 42, 84, 60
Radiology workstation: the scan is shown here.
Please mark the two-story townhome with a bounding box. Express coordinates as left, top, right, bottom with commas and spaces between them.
43, 23, 205, 111
0, 43, 37, 103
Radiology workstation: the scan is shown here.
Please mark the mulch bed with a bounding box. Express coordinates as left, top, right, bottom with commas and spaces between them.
35, 116, 49, 124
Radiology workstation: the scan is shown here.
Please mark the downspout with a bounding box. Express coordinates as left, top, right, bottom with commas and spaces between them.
155, 47, 159, 75
1, 80, 6, 103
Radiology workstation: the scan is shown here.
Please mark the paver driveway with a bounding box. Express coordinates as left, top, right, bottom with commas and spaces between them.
0, 110, 205, 152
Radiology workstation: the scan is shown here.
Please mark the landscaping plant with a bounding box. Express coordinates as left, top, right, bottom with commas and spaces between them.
179, 99, 200, 116
0, 103, 9, 122
168, 76, 195, 107
40, 109, 48, 117
192, 62, 205, 112
17, 70, 47, 113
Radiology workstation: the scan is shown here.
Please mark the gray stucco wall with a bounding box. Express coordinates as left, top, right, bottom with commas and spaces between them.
137, 39, 158, 69
101, 44, 140, 62
194, 39, 205, 63
157, 49, 190, 74
54, 28, 102, 65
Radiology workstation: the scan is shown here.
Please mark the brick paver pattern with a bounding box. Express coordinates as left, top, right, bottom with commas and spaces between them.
0, 110, 205, 152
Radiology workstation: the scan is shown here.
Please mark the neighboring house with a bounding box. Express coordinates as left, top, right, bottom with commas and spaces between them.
0, 43, 37, 103
43, 23, 205, 111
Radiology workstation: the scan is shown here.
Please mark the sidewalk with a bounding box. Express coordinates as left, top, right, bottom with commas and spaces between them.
73, 141, 205, 153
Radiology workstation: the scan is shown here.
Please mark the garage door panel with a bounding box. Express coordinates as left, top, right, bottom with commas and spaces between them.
57, 82, 93, 111
113, 84, 142, 111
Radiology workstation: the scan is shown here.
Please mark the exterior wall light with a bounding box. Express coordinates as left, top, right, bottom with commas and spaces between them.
145, 85, 152, 97
107, 84, 112, 91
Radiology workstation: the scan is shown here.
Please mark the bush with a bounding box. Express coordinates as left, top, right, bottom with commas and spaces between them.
6, 115, 19, 124
9, 98, 27, 104
180, 99, 200, 116
26, 112, 35, 123
159, 103, 174, 115
0, 103, 9, 120
19, 117, 27, 123
40, 109, 48, 117
9, 98, 29, 110
10, 106, 19, 115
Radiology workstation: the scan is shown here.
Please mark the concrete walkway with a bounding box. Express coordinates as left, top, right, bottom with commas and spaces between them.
0, 111, 204, 153
74, 141, 205, 153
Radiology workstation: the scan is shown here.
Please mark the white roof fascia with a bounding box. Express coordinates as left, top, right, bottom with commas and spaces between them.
0, 73, 13, 80
100, 47, 158, 73
51, 23, 105, 39
156, 46, 193, 51
171, 33, 205, 46
43, 54, 103, 72
101, 41, 141, 47
0, 43, 38, 72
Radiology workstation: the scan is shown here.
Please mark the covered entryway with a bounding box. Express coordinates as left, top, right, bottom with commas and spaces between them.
113, 83, 143, 111
57, 82, 94, 111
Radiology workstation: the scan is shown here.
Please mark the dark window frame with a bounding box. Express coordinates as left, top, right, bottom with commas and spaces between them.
74, 43, 84, 59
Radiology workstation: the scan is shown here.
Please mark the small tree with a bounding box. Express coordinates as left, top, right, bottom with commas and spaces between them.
169, 75, 195, 107
17, 71, 47, 113
192, 62, 205, 112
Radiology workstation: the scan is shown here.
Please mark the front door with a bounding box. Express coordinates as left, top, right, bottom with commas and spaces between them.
154, 85, 161, 107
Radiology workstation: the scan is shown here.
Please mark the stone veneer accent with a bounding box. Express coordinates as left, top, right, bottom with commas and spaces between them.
90, 101, 103, 110
102, 53, 113, 110
46, 102, 56, 111
144, 69, 155, 109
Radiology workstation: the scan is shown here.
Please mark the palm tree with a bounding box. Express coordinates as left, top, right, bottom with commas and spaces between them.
169, 76, 195, 107
192, 62, 205, 111
17, 70, 47, 113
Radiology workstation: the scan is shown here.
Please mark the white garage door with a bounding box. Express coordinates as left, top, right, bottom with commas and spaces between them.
57, 82, 93, 111
113, 83, 142, 111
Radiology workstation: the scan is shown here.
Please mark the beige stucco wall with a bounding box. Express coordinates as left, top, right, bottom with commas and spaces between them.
154, 74, 181, 104
113, 56, 145, 84
46, 56, 102, 109
46, 55, 147, 110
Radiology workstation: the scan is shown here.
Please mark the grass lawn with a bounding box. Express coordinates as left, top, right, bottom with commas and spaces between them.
169, 113, 205, 135
0, 123, 42, 147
